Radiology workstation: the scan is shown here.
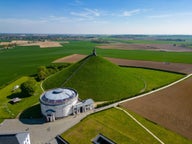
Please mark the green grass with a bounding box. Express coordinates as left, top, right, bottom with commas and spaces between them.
43, 56, 144, 101
0, 40, 192, 88
98, 49, 192, 64
43, 56, 183, 101
0, 76, 43, 119
61, 108, 192, 144
125, 67, 184, 91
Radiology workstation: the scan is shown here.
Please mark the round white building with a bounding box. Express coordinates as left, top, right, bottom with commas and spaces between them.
40, 88, 78, 121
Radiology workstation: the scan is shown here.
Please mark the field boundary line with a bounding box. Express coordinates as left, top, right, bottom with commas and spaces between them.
115, 106, 164, 144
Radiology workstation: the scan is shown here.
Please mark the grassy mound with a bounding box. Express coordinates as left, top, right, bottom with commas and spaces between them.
43, 55, 144, 101
43, 55, 183, 101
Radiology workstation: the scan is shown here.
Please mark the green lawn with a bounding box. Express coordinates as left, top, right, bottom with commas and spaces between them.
125, 67, 183, 92
0, 76, 43, 119
62, 108, 192, 144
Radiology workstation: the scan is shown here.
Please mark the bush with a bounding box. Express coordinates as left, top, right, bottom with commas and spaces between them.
36, 64, 70, 81
20, 78, 36, 97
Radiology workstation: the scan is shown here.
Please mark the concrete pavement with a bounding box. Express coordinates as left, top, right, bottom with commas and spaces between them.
0, 112, 92, 144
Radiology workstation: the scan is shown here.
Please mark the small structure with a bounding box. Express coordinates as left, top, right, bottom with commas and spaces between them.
0, 132, 31, 144
12, 85, 19, 92
10, 97, 21, 104
73, 99, 94, 115
92, 133, 116, 144
92, 47, 97, 56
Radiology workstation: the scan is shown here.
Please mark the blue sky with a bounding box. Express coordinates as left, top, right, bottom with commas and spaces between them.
0, 0, 192, 34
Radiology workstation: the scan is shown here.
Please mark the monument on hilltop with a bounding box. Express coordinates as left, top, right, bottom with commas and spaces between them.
92, 47, 97, 56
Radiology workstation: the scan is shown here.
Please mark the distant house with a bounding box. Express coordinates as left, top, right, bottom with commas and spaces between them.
0, 132, 31, 144
92, 133, 116, 144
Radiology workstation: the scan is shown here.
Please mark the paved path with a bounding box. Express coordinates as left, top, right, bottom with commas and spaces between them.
0, 112, 92, 144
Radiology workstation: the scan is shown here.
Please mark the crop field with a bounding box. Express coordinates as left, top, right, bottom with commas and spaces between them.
1, 40, 192, 87
61, 108, 192, 144
121, 76, 192, 140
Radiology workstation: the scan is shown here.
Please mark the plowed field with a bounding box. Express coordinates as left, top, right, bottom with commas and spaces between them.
121, 76, 192, 139
53, 54, 192, 74
97, 43, 192, 52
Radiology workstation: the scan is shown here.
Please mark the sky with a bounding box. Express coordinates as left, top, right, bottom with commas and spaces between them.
0, 0, 192, 34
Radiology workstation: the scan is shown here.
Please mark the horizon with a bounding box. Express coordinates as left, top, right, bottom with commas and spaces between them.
0, 0, 192, 35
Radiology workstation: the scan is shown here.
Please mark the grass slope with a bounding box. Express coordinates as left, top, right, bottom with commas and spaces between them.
0, 77, 43, 120
62, 108, 192, 144
43, 55, 144, 101
43, 56, 183, 101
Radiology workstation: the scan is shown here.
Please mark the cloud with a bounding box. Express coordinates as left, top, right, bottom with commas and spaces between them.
0, 18, 47, 25
148, 12, 192, 19
69, 0, 83, 6
70, 8, 101, 19
44, 15, 71, 22
122, 9, 141, 17
84, 8, 100, 17
148, 14, 173, 19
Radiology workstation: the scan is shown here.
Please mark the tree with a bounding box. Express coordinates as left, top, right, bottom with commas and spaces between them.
37, 66, 48, 81
21, 78, 36, 97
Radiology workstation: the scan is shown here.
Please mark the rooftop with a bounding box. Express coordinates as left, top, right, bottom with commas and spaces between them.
40, 88, 78, 105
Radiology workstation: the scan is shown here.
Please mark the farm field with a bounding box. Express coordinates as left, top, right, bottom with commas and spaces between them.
121, 76, 192, 140
54, 54, 192, 74
97, 43, 192, 52
1, 40, 192, 87
61, 108, 192, 144
0, 40, 63, 48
